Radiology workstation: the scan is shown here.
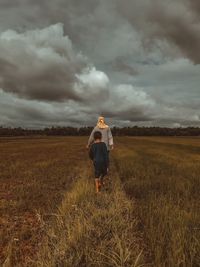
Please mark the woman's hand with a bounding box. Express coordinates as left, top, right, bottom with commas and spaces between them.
110, 144, 114, 150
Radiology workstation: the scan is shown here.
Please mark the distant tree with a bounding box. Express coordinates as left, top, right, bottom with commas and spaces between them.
0, 125, 200, 137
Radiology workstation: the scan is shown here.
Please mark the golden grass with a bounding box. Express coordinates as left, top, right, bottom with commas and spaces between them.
114, 137, 200, 267
0, 137, 88, 266
1, 137, 146, 267
35, 162, 146, 267
1, 136, 200, 267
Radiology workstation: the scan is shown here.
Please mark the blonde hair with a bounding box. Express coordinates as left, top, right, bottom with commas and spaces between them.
96, 116, 108, 129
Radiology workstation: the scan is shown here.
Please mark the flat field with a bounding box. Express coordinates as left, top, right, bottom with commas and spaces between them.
0, 136, 199, 267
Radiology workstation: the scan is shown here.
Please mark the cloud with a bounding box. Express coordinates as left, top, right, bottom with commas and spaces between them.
117, 0, 200, 64
0, 23, 98, 102
110, 58, 139, 76
1, 0, 200, 64
0, 86, 154, 128
0, 23, 157, 127
0, 88, 93, 127
0, 1, 200, 127
100, 84, 155, 122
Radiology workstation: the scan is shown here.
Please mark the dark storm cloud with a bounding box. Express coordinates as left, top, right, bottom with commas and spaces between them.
0, 0, 200, 127
102, 110, 152, 123
0, 24, 111, 102
0, 89, 92, 127
0, 21, 154, 126
117, 0, 200, 64
111, 58, 139, 76
1, 0, 200, 63
0, 0, 20, 8
188, 0, 200, 15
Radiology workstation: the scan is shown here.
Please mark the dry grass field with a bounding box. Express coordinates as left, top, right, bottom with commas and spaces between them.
0, 137, 87, 266
0, 136, 200, 267
114, 137, 200, 267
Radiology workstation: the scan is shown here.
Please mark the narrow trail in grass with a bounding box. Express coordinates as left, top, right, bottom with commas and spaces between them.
36, 159, 150, 267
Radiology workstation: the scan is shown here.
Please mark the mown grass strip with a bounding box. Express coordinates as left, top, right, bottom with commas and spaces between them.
35, 164, 146, 267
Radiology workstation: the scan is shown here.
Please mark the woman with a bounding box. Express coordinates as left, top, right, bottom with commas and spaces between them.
87, 116, 114, 151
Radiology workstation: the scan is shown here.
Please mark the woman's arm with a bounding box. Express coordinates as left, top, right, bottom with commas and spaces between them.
103, 143, 109, 167
87, 127, 96, 148
108, 127, 114, 149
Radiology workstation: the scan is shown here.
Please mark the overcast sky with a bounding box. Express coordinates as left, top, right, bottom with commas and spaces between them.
0, 0, 200, 128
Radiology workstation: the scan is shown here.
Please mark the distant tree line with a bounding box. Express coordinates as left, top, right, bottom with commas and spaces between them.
0, 126, 200, 136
